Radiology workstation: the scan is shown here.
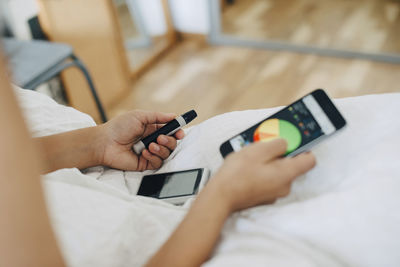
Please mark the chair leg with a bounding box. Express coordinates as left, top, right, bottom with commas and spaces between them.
70, 54, 108, 123
23, 54, 108, 123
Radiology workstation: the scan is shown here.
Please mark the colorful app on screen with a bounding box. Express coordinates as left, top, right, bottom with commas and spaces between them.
220, 89, 347, 158
253, 118, 302, 154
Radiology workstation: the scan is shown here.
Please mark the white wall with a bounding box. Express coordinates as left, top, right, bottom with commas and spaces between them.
169, 0, 210, 34
3, 0, 39, 39
136, 0, 167, 36
5, 0, 210, 40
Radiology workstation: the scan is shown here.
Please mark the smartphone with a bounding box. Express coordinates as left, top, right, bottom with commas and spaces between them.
220, 89, 346, 157
137, 168, 210, 205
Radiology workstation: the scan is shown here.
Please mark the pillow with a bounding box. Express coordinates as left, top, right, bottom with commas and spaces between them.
14, 85, 96, 137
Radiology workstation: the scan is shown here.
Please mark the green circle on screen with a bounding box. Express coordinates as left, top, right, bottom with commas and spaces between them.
279, 119, 302, 154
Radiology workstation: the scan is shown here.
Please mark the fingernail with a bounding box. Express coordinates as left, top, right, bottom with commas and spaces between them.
159, 136, 168, 145
152, 144, 160, 152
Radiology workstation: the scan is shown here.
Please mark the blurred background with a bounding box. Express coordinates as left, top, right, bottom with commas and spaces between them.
1, 0, 399, 123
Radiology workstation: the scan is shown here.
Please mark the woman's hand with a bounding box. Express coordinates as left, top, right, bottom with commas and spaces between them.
146, 138, 316, 267
210, 138, 316, 212
98, 110, 185, 171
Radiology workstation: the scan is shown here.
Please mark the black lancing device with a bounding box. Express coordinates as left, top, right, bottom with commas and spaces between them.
132, 110, 197, 154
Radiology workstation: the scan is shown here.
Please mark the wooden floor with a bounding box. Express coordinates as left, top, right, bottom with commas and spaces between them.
109, 38, 400, 123
222, 0, 400, 54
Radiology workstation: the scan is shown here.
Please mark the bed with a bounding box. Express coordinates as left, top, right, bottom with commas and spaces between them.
16, 87, 400, 267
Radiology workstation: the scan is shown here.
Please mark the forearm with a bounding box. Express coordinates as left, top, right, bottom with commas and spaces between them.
0, 53, 65, 266
146, 180, 232, 267
36, 126, 105, 173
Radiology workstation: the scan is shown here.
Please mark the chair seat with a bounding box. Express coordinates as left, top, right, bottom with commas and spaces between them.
2, 38, 73, 88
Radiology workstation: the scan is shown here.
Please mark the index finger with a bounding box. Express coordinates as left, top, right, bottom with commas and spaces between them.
135, 110, 176, 125
241, 138, 288, 162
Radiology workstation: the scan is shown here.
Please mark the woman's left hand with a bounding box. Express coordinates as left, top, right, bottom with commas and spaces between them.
98, 110, 185, 171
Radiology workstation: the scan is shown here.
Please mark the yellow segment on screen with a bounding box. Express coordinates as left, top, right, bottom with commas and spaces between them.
253, 118, 280, 142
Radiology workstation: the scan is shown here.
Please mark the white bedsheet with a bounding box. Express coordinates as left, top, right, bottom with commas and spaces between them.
15, 87, 400, 267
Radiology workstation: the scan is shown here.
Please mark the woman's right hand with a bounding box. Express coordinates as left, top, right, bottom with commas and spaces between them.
210, 138, 316, 212
145, 138, 316, 267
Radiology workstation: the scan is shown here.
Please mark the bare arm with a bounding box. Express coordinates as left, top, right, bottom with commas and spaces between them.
146, 140, 316, 267
146, 181, 231, 267
36, 111, 185, 174
35, 127, 104, 173
0, 53, 65, 266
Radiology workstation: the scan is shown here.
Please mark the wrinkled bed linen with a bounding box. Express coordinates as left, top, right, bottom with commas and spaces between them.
15, 87, 400, 267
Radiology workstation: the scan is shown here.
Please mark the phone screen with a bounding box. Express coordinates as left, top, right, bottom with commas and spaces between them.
228, 95, 336, 155
137, 169, 203, 199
